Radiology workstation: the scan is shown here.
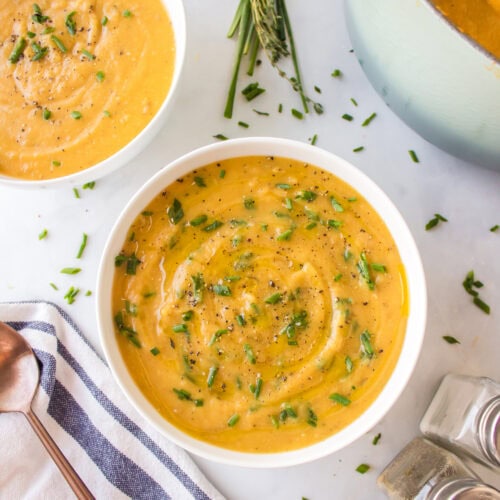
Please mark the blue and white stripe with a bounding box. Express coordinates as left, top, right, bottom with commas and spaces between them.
0, 301, 224, 500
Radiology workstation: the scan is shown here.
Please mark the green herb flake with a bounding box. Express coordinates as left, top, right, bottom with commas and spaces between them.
360, 330, 375, 358
252, 109, 269, 116
60, 267, 81, 275
307, 407, 318, 427
101, 16, 109, 26
122, 9, 133, 17
190, 214, 208, 227
350, 97, 358, 106
207, 366, 219, 388
265, 292, 283, 304
167, 198, 184, 225
81, 49, 95, 60
49, 282, 58, 290
342, 113, 353, 122
31, 41, 48, 61
64, 286, 80, 305
329, 393, 351, 406
356, 464, 370, 474
238, 121, 249, 128
51, 35, 67, 53
227, 414, 240, 427
443, 335, 460, 345
372, 433, 382, 445
310, 134, 318, 145
331, 69, 342, 78
213, 133, 228, 141
330, 196, 344, 212
241, 82, 265, 101
172, 323, 188, 333
371, 263, 387, 273
278, 103, 283, 113
219, 169, 226, 178
38, 229, 48, 240
75, 232, 88, 259
295, 190, 317, 202
425, 213, 448, 230
32, 4, 50, 24
52, 160, 61, 167
291, 108, 304, 120
83, 181, 96, 190
353, 146, 364, 153
71, 111, 82, 120
277, 229, 293, 241
150, 347, 160, 356
408, 150, 420, 163
27, 32, 36, 39
473, 296, 490, 315
345, 355, 353, 373
490, 224, 499, 232
208, 329, 228, 346
203, 220, 223, 232
65, 11, 77, 35
194, 176, 206, 187
244, 197, 255, 210
357, 252, 375, 290
361, 112, 377, 127
213, 284, 231, 296
244, 343, 256, 364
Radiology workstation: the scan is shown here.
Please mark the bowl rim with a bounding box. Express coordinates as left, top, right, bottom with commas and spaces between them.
0, 0, 186, 189
96, 137, 427, 468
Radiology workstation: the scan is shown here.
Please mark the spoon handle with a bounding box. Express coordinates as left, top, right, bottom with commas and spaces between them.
25, 408, 95, 500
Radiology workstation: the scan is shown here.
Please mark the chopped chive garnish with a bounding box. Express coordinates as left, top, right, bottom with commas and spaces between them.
103, 110, 111, 117
85, 290, 92, 296
27, 31, 36, 38
329, 393, 351, 406
244, 197, 255, 209
101, 15, 108, 26
31, 41, 48, 61
342, 113, 353, 121
172, 323, 188, 333
81, 49, 95, 60
167, 198, 184, 225
49, 282, 58, 290
307, 407, 318, 427
473, 296, 490, 315
73, 187, 80, 198
372, 433, 382, 445
182, 310, 193, 321
305, 222, 317, 230
32, 4, 50, 24
207, 366, 218, 388
122, 9, 133, 17
194, 176, 206, 187
347, 197, 357, 202
64, 286, 80, 305
76, 233, 88, 258
190, 214, 208, 226
213, 133, 228, 141
360, 330, 374, 358
350, 98, 358, 106
353, 146, 364, 153
334, 273, 342, 282
291, 108, 303, 119
236, 314, 246, 326
38, 229, 48, 240
252, 109, 269, 116
51, 35, 67, 53
278, 103, 283, 113
265, 292, 283, 304
357, 252, 374, 290
356, 464, 370, 474
244, 343, 256, 364
331, 69, 342, 78
203, 220, 223, 232
213, 284, 231, 296
42, 108, 51, 120
241, 82, 265, 101
330, 196, 344, 212
277, 229, 293, 241
490, 224, 499, 232
408, 150, 419, 163
425, 213, 448, 230
65, 11, 77, 35
443, 335, 460, 344
274, 183, 289, 191
60, 267, 81, 275
371, 263, 387, 273
227, 414, 240, 427
71, 111, 82, 120
83, 181, 95, 189
9, 37, 27, 63
295, 190, 317, 201
327, 219, 342, 229
345, 355, 353, 373
238, 121, 249, 128
250, 376, 263, 399
173, 388, 191, 401
208, 329, 228, 346
150, 347, 160, 356
125, 253, 141, 275
52, 160, 61, 167
361, 112, 377, 127
219, 169, 226, 178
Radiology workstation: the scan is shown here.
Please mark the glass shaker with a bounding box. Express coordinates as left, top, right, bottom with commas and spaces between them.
377, 437, 500, 499
420, 373, 500, 468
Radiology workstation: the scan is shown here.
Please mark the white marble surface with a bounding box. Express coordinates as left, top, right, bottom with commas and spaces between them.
1, 1, 499, 498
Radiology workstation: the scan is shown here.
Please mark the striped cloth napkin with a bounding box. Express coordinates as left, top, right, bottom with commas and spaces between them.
0, 301, 224, 500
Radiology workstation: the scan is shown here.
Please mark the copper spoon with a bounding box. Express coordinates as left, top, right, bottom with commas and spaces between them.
0, 321, 94, 499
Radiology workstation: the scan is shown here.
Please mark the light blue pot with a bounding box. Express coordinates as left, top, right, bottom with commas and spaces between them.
345, 0, 500, 170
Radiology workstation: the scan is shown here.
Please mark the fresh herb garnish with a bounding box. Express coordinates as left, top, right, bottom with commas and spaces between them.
227, 414, 240, 427
345, 355, 353, 373
9, 37, 27, 64
265, 292, 282, 304
31, 41, 48, 61
372, 433, 381, 445
443, 335, 460, 344
76, 233, 88, 259
32, 4, 50, 24
329, 393, 351, 406
38, 229, 48, 240
360, 330, 374, 358
207, 366, 219, 388
150, 347, 160, 356
307, 407, 318, 427
242, 82, 266, 101
65, 11, 77, 35
356, 464, 370, 474
361, 112, 377, 127
213, 133, 229, 141
213, 284, 231, 296
330, 196, 344, 212
60, 267, 81, 275
342, 113, 353, 121
331, 68, 342, 78
51, 35, 67, 53
425, 213, 448, 230
81, 49, 95, 60
408, 150, 419, 163
64, 286, 80, 305
203, 220, 223, 232
357, 252, 375, 290
244, 343, 256, 364
489, 224, 499, 232
190, 214, 208, 226
353, 146, 364, 153
208, 329, 228, 346
71, 111, 82, 120
167, 198, 184, 225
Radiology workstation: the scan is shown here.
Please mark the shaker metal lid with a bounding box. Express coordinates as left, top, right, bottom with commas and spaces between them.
429, 478, 500, 500
478, 395, 500, 466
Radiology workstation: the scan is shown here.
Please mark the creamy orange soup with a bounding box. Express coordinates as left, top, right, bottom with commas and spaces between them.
0, 0, 175, 180
112, 156, 408, 453
431, 0, 500, 60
